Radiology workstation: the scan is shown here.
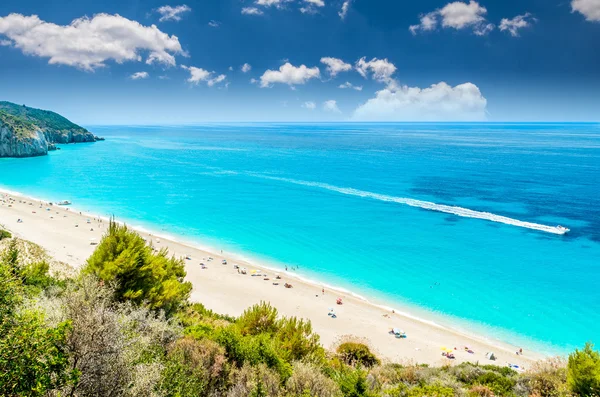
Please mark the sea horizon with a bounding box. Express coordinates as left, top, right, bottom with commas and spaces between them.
1, 122, 598, 356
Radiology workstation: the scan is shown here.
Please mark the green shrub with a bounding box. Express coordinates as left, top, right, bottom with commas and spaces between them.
275, 316, 324, 363
160, 337, 230, 396
475, 371, 516, 396
520, 357, 570, 397
406, 384, 455, 397
333, 367, 371, 397
337, 342, 380, 368
238, 301, 280, 336
85, 220, 192, 316
285, 362, 341, 397
0, 229, 11, 240
568, 342, 600, 397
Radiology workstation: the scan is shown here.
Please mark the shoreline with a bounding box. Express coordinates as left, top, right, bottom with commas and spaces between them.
0, 187, 549, 367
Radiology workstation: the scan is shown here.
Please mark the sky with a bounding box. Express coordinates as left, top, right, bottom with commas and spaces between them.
0, 0, 599, 124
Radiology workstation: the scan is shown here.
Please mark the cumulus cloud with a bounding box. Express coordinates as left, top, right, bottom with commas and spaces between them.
339, 0, 353, 19
256, 0, 290, 7
241, 7, 264, 15
0, 13, 185, 71
259, 62, 320, 87
571, 0, 600, 21
208, 20, 221, 27
156, 5, 191, 22
130, 71, 149, 80
323, 100, 341, 113
181, 65, 226, 86
241, 63, 252, 73
320, 57, 352, 77
302, 101, 316, 110
339, 81, 363, 91
499, 13, 535, 36
300, 0, 325, 14
410, 1, 494, 36
353, 81, 487, 121
356, 57, 397, 82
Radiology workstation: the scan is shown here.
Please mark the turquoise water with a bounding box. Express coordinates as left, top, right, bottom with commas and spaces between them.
1, 123, 599, 354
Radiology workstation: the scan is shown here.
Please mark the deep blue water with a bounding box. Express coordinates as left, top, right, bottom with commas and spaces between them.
1, 123, 599, 354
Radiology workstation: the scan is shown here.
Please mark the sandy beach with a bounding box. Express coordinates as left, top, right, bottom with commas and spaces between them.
0, 190, 545, 368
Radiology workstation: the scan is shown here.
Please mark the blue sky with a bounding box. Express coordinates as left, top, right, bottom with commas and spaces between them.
0, 0, 599, 124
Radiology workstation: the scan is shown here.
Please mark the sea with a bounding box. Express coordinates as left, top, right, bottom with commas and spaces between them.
1, 123, 599, 355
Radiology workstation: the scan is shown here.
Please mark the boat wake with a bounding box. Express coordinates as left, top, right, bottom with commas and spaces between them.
247, 173, 569, 235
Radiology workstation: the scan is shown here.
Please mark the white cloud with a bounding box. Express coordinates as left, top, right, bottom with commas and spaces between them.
353, 81, 487, 121
572, 0, 600, 21
259, 62, 320, 87
300, 0, 325, 13
208, 20, 221, 27
207, 74, 226, 87
241, 7, 264, 15
302, 101, 316, 110
410, 1, 494, 35
0, 13, 185, 71
356, 57, 397, 82
339, 0, 353, 19
130, 71, 149, 80
339, 81, 363, 91
181, 65, 226, 86
241, 63, 252, 73
320, 57, 352, 77
256, 0, 289, 7
156, 5, 191, 22
499, 13, 534, 36
323, 100, 341, 113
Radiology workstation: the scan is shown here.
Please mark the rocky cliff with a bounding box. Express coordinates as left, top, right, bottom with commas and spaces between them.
0, 124, 49, 157
0, 101, 101, 158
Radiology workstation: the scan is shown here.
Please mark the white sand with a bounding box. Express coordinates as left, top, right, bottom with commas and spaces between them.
0, 190, 545, 368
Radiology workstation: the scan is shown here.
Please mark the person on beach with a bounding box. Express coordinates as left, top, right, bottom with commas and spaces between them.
322, 288, 325, 295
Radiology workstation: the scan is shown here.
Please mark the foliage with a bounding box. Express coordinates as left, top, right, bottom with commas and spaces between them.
0, 100, 89, 134
568, 342, 600, 397
0, 260, 77, 396
160, 337, 230, 396
85, 219, 192, 315
520, 357, 571, 397
0, 228, 11, 240
336, 341, 381, 368
0, 109, 38, 138
1, 230, 596, 397
286, 362, 342, 397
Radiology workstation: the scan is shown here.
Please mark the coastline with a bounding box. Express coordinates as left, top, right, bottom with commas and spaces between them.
0, 187, 548, 367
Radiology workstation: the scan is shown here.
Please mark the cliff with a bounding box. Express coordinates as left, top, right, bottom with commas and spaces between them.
0, 101, 101, 158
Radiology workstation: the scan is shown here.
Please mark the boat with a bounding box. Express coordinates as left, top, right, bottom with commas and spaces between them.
57, 200, 72, 206
556, 225, 570, 234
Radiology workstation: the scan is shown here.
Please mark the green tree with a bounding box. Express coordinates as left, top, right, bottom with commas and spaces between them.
85, 220, 192, 315
0, 261, 78, 396
568, 342, 600, 396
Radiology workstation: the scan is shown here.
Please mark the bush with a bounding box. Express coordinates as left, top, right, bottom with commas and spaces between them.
333, 367, 371, 397
474, 371, 517, 396
0, 229, 11, 240
568, 342, 600, 397
238, 301, 279, 336
337, 342, 380, 368
520, 357, 570, 397
286, 362, 342, 397
160, 337, 230, 396
406, 384, 455, 397
85, 220, 192, 316
228, 363, 281, 397
275, 316, 324, 363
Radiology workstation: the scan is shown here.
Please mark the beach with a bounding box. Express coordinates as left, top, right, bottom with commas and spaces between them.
0, 189, 544, 367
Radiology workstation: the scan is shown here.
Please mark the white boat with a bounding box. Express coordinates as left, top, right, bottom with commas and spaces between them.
57, 200, 72, 206
556, 225, 570, 234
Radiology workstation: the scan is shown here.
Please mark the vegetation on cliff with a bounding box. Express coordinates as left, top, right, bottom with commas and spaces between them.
0, 101, 90, 136
0, 110, 38, 139
0, 225, 598, 397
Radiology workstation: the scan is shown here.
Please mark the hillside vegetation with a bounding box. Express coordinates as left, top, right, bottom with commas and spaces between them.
0, 101, 89, 135
0, 223, 598, 397
0, 110, 38, 139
